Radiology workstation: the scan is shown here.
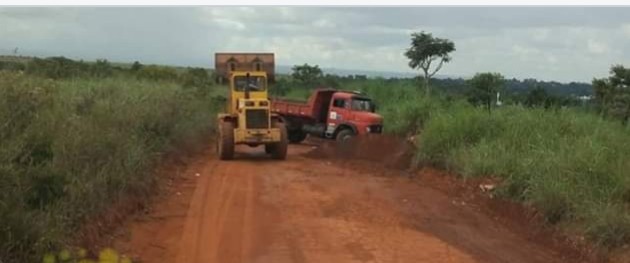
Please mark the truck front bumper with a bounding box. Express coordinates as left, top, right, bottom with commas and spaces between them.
366, 124, 383, 134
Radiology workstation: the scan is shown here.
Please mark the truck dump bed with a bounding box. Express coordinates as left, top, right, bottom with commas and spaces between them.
271, 89, 336, 123
271, 98, 313, 118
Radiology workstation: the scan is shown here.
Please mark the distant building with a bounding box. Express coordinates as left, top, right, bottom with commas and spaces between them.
214, 52, 275, 84
496, 92, 503, 106
578, 95, 593, 101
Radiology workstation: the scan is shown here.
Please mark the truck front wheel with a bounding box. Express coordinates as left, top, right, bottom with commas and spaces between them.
217, 121, 235, 160
336, 129, 355, 142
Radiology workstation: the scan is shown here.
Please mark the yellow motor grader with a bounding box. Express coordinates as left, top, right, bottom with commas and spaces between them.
216, 71, 288, 160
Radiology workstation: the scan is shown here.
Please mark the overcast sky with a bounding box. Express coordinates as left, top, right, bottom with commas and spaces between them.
1, 7, 629, 82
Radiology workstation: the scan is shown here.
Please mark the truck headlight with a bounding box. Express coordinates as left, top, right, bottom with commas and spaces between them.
366, 127, 371, 132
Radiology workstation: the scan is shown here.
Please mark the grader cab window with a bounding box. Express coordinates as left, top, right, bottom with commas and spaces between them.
234, 76, 267, 91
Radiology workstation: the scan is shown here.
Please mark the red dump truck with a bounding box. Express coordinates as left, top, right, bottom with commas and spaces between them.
271, 88, 383, 143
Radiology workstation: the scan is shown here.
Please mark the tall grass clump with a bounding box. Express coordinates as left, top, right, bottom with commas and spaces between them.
418, 104, 630, 247
0, 71, 221, 262
349, 79, 449, 135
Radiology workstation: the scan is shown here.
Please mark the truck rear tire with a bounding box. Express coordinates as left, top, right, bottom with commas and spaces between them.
336, 129, 355, 142
288, 130, 308, 144
269, 122, 288, 160
217, 121, 235, 160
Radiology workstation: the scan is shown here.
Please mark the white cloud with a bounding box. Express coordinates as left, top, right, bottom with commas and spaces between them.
212, 18, 246, 31
531, 28, 551, 42
587, 39, 609, 54
312, 19, 335, 28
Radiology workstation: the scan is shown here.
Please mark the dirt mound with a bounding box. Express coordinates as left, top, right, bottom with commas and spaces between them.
304, 135, 416, 170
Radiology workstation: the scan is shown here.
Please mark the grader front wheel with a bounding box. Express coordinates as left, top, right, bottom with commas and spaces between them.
217, 121, 235, 160
268, 122, 288, 160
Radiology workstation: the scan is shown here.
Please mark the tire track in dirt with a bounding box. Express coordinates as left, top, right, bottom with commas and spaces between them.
114, 143, 590, 263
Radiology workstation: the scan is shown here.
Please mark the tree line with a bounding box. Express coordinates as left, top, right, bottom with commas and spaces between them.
0, 56, 215, 94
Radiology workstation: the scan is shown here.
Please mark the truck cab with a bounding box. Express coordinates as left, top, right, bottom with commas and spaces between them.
323, 91, 383, 140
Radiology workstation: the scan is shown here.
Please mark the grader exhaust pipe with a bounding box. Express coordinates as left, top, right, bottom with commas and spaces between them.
244, 73, 251, 99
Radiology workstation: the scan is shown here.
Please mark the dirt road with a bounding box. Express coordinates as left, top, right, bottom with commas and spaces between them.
114, 143, 585, 263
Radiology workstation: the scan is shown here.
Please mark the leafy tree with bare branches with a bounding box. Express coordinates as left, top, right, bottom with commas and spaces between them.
291, 63, 323, 86
405, 31, 455, 95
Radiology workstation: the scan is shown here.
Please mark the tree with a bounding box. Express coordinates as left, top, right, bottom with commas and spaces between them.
525, 86, 552, 108
131, 61, 143, 72
593, 65, 630, 123
291, 63, 323, 86
90, 59, 113, 78
136, 65, 178, 82
468, 72, 504, 114
25, 56, 88, 79
182, 67, 213, 94
404, 31, 455, 94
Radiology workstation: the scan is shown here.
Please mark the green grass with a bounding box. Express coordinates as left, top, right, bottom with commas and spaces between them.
417, 104, 630, 247
0, 71, 221, 262
350, 79, 449, 135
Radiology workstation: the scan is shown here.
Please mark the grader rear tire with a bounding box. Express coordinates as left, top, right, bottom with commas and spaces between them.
217, 121, 235, 160
270, 122, 288, 160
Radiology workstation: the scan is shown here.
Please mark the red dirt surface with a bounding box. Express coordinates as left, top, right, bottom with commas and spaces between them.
112, 141, 599, 263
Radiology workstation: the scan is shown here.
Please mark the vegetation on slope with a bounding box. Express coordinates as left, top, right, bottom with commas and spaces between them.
0, 57, 221, 262
419, 104, 630, 247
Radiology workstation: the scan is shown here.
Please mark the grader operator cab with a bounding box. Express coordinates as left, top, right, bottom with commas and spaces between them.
216, 71, 288, 160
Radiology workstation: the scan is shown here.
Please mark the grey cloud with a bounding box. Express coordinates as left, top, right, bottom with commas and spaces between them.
0, 6, 629, 82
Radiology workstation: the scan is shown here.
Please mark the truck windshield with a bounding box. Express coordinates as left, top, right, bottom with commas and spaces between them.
351, 98, 374, 112
234, 76, 266, 91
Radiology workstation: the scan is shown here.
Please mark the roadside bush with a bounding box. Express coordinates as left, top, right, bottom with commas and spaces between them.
89, 59, 114, 78
0, 60, 26, 71
25, 57, 90, 79
0, 71, 220, 262
418, 104, 630, 247
347, 79, 446, 135
181, 67, 214, 95
136, 65, 179, 82
23, 57, 116, 79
